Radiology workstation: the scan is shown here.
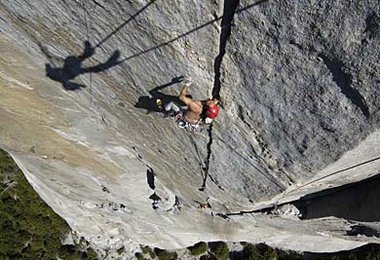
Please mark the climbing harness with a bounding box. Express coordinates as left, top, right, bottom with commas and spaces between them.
175, 113, 201, 132
173, 103, 219, 133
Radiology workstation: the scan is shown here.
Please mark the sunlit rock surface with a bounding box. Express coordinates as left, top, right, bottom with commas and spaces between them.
0, 0, 379, 257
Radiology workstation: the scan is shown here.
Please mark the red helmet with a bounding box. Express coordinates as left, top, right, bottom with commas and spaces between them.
205, 105, 219, 119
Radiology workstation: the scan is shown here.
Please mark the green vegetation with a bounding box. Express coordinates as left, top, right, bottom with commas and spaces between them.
208, 241, 229, 260
117, 245, 125, 255
200, 255, 216, 260
242, 243, 277, 260
234, 242, 302, 260
154, 247, 178, 260
187, 241, 208, 256
135, 251, 148, 260
2, 147, 380, 260
141, 245, 156, 258
0, 148, 97, 259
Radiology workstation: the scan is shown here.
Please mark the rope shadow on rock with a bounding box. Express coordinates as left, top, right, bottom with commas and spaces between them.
94, 0, 158, 49
114, 0, 270, 65
44, 40, 121, 91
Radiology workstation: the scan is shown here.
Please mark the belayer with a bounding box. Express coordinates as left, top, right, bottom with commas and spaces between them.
161, 79, 220, 129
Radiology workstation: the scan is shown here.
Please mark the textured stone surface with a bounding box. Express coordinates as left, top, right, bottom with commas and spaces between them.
0, 0, 379, 256
222, 0, 380, 180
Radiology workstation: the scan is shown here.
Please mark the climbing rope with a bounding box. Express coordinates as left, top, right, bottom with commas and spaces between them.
186, 129, 206, 170
285, 156, 380, 196
224, 156, 380, 217
212, 133, 286, 191
82, 2, 90, 41
185, 124, 222, 191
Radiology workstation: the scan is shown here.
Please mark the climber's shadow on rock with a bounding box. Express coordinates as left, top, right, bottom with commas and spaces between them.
45, 40, 121, 91
134, 76, 187, 113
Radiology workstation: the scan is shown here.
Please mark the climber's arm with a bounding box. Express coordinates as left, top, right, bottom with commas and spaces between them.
179, 85, 203, 114
179, 85, 192, 105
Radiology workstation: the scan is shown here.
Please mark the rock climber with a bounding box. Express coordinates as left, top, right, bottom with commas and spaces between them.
164, 80, 220, 128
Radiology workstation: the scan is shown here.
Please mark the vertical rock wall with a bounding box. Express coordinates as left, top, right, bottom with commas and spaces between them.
222, 0, 380, 180
0, 0, 379, 255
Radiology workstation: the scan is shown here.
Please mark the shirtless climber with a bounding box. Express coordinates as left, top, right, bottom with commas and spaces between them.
164, 80, 220, 128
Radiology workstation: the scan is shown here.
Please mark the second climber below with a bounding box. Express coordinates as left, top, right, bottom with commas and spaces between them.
164, 79, 220, 128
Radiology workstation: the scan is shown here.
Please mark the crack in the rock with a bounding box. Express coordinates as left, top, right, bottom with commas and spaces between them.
199, 0, 240, 191
319, 54, 370, 118
111, 0, 268, 64
200, 124, 224, 191
146, 167, 155, 190
186, 129, 220, 191
92, 0, 106, 10
212, 0, 240, 99
204, 124, 213, 175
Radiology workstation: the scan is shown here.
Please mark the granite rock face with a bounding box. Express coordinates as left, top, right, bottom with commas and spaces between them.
221, 0, 380, 179
0, 0, 379, 256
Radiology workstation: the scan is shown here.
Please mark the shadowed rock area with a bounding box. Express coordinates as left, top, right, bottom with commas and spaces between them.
0, 0, 379, 257
294, 170, 380, 222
